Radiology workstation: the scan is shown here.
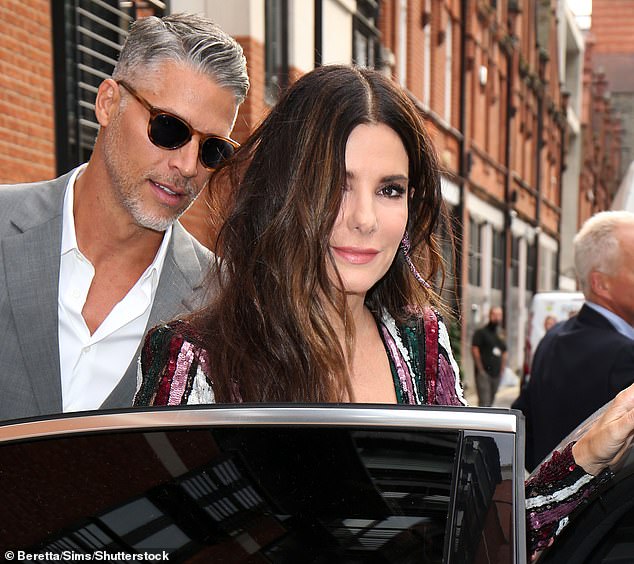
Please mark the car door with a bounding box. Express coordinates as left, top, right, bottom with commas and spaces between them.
0, 405, 526, 563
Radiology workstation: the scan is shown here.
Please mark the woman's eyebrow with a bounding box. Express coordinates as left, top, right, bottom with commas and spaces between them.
345, 171, 409, 183
381, 174, 409, 183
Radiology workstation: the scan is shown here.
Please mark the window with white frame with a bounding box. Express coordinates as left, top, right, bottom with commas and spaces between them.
491, 228, 504, 290
398, 0, 407, 87
265, 0, 288, 105
352, 0, 380, 68
511, 236, 520, 287
468, 218, 482, 287
444, 17, 453, 123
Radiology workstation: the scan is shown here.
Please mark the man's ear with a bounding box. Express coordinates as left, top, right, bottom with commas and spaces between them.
589, 270, 610, 299
95, 78, 121, 127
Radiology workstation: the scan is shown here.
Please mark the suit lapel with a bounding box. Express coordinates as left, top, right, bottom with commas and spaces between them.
101, 223, 212, 408
3, 177, 69, 414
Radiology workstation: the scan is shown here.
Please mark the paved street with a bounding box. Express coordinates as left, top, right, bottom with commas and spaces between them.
464, 381, 521, 409
493, 383, 521, 408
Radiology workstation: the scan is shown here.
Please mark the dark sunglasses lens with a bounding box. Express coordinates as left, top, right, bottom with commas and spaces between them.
201, 138, 236, 169
149, 114, 191, 149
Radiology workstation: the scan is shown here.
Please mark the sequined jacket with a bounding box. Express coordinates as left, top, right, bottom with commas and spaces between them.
134, 308, 609, 556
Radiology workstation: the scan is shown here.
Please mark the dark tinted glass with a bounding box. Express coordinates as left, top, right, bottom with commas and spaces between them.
149, 114, 191, 149
451, 432, 518, 563
201, 138, 236, 169
0, 424, 519, 563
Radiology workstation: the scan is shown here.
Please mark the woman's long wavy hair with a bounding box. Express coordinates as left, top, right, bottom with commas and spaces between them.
193, 65, 449, 403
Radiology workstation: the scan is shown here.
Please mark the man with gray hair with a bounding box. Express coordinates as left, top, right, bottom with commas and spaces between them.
0, 13, 249, 420
513, 210, 634, 471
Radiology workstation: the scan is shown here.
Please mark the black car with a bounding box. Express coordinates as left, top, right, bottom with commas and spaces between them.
0, 405, 525, 562
0, 403, 631, 563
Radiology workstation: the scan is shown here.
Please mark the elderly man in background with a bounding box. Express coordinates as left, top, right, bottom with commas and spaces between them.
513, 210, 634, 471
0, 14, 249, 421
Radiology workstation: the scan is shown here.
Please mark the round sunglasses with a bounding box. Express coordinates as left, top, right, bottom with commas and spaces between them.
116, 80, 239, 170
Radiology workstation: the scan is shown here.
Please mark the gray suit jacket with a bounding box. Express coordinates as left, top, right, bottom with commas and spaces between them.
0, 170, 213, 421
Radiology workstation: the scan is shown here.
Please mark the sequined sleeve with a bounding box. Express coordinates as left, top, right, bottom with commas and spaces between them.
525, 441, 613, 556
134, 321, 215, 406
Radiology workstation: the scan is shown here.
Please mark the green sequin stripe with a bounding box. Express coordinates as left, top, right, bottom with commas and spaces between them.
382, 331, 405, 404
148, 326, 180, 405
401, 323, 426, 404
135, 327, 165, 405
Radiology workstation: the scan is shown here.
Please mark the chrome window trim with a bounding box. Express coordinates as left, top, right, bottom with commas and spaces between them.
0, 405, 519, 444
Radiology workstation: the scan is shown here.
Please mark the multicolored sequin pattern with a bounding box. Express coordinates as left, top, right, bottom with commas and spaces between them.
525, 442, 613, 556
377, 308, 466, 406
135, 321, 214, 406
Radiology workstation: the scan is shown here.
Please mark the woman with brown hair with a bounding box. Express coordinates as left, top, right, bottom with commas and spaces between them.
134, 65, 634, 558
136, 64, 463, 407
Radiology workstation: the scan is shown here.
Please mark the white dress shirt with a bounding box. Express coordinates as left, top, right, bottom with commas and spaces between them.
58, 165, 172, 411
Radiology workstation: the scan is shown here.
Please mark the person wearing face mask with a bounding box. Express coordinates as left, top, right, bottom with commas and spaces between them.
133, 65, 634, 559
471, 306, 507, 407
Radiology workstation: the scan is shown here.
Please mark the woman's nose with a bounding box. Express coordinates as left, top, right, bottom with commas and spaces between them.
346, 191, 378, 234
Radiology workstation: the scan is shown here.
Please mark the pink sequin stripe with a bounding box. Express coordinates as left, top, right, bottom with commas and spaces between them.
168, 341, 196, 405
423, 307, 438, 403
436, 356, 464, 406
528, 497, 586, 532
380, 324, 415, 403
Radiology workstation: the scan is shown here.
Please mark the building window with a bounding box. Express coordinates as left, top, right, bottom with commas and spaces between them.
468, 218, 482, 287
353, 0, 380, 68
422, 0, 431, 107
444, 17, 453, 123
265, 0, 289, 105
491, 228, 504, 290
51, 0, 165, 174
511, 236, 520, 287
398, 0, 407, 86
526, 241, 536, 292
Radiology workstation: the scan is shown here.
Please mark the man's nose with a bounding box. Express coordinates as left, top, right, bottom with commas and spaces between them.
170, 137, 200, 178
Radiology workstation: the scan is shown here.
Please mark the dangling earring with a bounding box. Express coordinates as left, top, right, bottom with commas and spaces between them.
401, 232, 432, 289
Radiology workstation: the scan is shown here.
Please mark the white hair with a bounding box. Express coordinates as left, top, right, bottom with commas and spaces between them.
113, 13, 249, 105
574, 210, 634, 296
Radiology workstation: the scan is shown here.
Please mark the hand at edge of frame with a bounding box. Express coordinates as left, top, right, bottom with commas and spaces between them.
572, 383, 634, 476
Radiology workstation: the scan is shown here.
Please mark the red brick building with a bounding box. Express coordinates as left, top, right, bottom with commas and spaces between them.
0, 0, 55, 183
578, 38, 622, 219
588, 0, 634, 186
0, 0, 624, 381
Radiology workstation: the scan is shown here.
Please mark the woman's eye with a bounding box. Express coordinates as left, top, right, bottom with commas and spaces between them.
379, 184, 407, 198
